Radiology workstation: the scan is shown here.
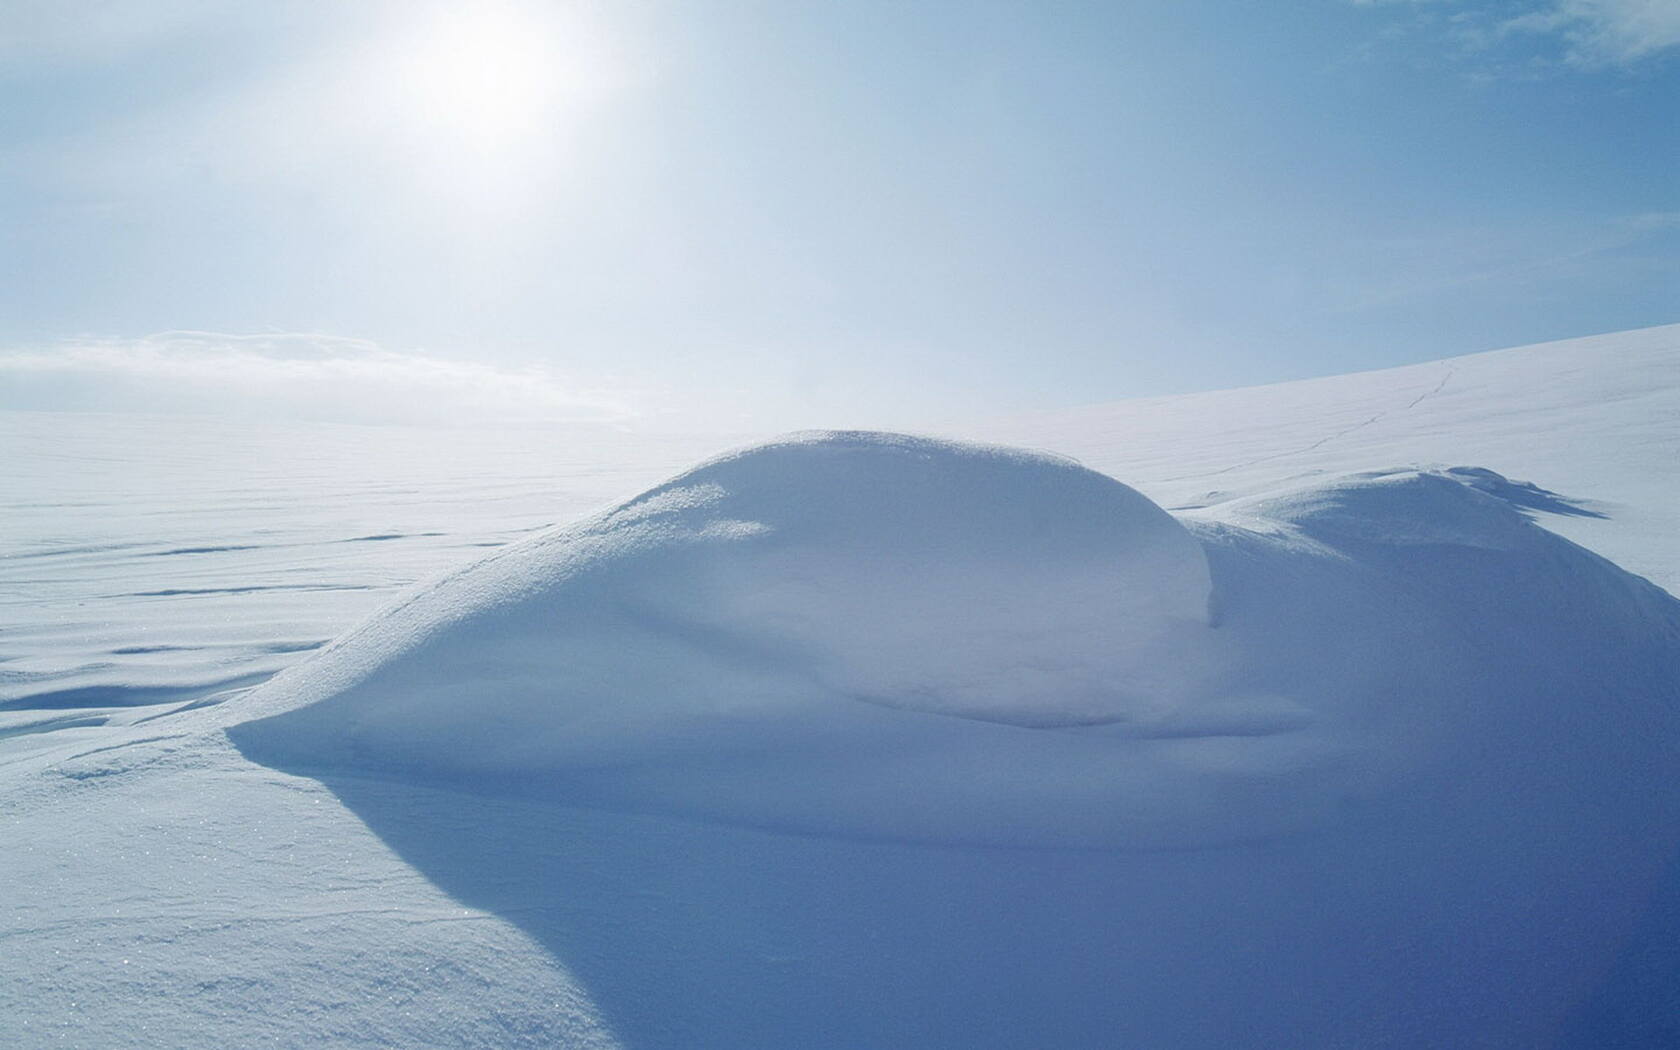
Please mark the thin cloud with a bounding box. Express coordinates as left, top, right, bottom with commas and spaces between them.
1506, 0, 1680, 66
1347, 0, 1680, 70
0, 331, 640, 426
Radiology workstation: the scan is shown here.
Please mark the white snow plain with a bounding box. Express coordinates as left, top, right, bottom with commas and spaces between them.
4, 323, 1680, 1048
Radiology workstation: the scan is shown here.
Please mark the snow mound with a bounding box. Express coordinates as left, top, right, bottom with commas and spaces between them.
231, 431, 1213, 730
1219, 467, 1565, 551
230, 435, 1680, 849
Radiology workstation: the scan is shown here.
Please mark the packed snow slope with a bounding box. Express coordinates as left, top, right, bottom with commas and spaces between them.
4, 323, 1680, 1048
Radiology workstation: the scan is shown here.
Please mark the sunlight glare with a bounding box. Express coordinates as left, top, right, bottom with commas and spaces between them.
401, 8, 564, 147
358, 1, 630, 197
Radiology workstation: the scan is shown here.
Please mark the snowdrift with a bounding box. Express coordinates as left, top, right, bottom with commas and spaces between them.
230, 432, 1680, 852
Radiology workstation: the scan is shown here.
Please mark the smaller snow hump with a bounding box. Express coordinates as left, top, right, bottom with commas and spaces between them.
1439, 466, 1607, 519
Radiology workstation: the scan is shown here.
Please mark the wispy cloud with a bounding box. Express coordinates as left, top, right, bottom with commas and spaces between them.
1347, 0, 1680, 70
1507, 0, 1680, 66
0, 331, 640, 426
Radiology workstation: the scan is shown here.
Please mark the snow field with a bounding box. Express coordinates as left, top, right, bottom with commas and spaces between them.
5, 323, 1680, 1047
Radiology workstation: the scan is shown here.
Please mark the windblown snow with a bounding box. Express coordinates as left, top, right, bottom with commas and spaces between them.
5, 324, 1680, 1048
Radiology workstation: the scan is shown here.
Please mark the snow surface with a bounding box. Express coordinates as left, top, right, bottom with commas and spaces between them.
5, 323, 1680, 1047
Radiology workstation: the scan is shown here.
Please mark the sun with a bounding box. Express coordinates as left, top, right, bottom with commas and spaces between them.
356, 1, 630, 184
395, 6, 570, 148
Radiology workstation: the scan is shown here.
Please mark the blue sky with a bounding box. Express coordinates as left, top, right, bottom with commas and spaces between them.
2, 0, 1675, 428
